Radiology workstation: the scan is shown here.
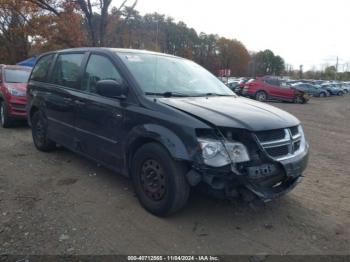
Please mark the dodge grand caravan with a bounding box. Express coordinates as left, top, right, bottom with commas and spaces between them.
27, 48, 309, 216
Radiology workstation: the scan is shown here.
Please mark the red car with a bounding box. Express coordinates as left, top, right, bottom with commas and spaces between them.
0, 65, 32, 127
242, 77, 309, 103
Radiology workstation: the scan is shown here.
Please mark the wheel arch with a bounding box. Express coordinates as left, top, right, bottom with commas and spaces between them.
28, 106, 39, 127
125, 124, 192, 175
255, 89, 268, 96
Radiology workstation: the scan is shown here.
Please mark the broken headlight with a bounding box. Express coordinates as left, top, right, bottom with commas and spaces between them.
198, 138, 250, 167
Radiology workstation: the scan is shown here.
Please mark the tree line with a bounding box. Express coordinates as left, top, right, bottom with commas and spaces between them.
285, 66, 350, 81
1, 0, 288, 77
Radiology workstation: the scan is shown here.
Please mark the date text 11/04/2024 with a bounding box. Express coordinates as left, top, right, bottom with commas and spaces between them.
127, 256, 219, 261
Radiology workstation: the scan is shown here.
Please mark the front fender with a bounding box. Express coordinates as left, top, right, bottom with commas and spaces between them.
125, 124, 195, 162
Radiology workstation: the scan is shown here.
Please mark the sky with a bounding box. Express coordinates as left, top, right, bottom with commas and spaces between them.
112, 0, 350, 71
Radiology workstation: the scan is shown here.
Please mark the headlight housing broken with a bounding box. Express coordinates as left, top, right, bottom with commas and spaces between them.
198, 138, 250, 167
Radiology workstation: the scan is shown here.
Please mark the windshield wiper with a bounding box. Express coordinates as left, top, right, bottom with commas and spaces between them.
197, 93, 235, 97
145, 91, 189, 97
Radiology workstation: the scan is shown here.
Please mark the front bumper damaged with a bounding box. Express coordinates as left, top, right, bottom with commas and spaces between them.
244, 144, 309, 201
188, 144, 309, 201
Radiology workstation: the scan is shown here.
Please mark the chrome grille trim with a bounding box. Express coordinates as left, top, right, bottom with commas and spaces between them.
256, 126, 302, 161
260, 129, 290, 148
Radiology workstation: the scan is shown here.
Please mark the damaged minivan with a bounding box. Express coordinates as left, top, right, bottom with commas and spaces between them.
27, 48, 309, 216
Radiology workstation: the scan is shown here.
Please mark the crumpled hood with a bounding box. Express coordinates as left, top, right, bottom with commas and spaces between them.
159, 96, 300, 131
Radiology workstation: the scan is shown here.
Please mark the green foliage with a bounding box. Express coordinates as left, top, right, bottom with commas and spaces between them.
252, 49, 285, 76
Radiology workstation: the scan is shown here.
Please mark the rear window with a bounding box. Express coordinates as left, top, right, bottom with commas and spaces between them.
31, 54, 54, 82
4, 69, 30, 83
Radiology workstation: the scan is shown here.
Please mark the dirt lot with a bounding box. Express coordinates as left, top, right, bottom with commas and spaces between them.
0, 95, 349, 255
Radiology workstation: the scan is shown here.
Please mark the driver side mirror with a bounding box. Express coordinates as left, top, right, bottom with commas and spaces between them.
96, 80, 127, 99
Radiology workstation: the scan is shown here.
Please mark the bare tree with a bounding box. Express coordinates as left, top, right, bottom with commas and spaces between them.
24, 0, 62, 16
75, 0, 137, 46
26, 0, 138, 46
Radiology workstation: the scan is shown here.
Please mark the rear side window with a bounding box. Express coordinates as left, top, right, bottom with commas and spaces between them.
265, 78, 280, 86
31, 54, 54, 82
82, 54, 123, 93
51, 53, 84, 89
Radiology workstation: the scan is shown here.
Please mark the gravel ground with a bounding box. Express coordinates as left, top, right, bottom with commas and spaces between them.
0, 95, 349, 255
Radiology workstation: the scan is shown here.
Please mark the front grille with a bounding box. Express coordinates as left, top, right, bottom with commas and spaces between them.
11, 103, 26, 111
255, 129, 285, 142
255, 126, 302, 160
294, 140, 301, 151
265, 145, 289, 157
290, 126, 299, 136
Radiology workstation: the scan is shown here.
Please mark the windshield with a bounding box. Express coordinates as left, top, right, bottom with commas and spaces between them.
4, 69, 31, 83
118, 52, 235, 97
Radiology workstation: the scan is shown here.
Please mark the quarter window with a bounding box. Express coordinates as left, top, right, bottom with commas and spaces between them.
30, 54, 54, 82
82, 54, 123, 93
51, 53, 84, 89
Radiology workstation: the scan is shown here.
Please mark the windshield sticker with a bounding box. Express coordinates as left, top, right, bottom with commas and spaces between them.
125, 55, 143, 62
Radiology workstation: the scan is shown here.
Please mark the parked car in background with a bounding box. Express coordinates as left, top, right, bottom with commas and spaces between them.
0, 65, 31, 127
27, 48, 309, 216
321, 83, 344, 96
226, 78, 249, 95
334, 83, 350, 94
242, 77, 309, 103
226, 80, 240, 93
292, 83, 329, 97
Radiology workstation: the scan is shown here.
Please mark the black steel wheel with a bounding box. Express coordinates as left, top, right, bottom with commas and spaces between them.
140, 159, 167, 201
31, 111, 56, 152
131, 142, 190, 216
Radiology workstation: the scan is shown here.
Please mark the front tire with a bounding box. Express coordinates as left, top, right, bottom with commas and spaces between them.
0, 101, 12, 128
338, 91, 344, 96
31, 110, 56, 152
319, 92, 326, 97
131, 143, 190, 216
294, 96, 305, 104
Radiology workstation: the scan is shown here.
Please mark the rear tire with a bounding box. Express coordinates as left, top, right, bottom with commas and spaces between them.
31, 110, 56, 152
319, 92, 326, 97
131, 142, 190, 216
255, 91, 267, 102
0, 101, 12, 128
338, 91, 344, 96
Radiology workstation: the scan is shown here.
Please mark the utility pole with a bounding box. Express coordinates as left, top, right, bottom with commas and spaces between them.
335, 56, 338, 80
299, 65, 303, 79
155, 19, 159, 51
